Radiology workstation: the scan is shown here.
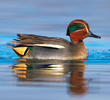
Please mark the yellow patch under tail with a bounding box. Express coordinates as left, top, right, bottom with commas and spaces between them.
13, 47, 28, 56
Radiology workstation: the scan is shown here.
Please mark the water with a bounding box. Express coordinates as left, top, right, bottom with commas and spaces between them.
0, 0, 110, 100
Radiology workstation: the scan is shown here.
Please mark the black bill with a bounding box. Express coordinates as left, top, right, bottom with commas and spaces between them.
88, 31, 101, 39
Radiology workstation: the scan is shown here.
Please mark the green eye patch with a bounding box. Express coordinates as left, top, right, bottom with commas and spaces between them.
67, 23, 85, 35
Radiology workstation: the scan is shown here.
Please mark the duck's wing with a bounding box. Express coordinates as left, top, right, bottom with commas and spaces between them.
9, 34, 71, 57
12, 34, 70, 49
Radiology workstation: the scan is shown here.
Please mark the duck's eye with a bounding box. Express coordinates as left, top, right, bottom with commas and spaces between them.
69, 23, 85, 33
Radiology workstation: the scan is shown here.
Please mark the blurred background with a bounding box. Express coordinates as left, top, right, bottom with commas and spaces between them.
0, 0, 110, 100
0, 0, 110, 37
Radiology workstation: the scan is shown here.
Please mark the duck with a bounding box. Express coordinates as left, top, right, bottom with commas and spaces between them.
10, 19, 101, 60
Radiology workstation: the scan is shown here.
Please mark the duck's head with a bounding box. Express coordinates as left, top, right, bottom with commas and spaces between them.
67, 19, 101, 43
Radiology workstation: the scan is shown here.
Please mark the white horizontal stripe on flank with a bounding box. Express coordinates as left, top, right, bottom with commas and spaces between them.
33, 44, 65, 49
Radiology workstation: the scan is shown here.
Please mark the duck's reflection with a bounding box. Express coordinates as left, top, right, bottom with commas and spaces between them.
11, 59, 88, 95
69, 64, 88, 95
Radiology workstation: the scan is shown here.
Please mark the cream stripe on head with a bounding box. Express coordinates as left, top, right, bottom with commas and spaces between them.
82, 23, 89, 33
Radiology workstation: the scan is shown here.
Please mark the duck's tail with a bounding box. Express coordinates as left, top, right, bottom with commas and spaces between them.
8, 34, 38, 57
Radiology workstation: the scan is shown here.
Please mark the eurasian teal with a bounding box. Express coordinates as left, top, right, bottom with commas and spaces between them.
10, 19, 101, 60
